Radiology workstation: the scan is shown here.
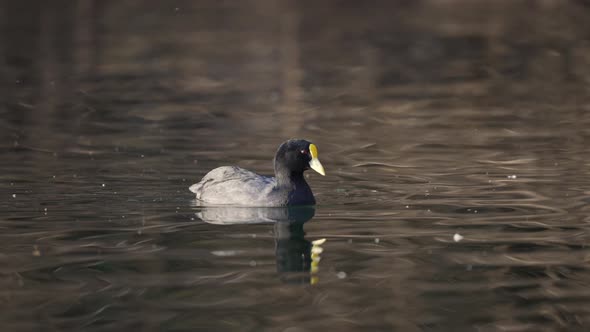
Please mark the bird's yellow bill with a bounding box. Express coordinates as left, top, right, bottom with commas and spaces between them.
309, 158, 325, 175
309, 144, 319, 159
308, 144, 325, 176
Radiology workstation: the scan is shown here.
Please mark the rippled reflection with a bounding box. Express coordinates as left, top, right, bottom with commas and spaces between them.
195, 206, 322, 284
194, 205, 315, 225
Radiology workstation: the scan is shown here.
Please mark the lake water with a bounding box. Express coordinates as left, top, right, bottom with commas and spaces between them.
2, 1, 590, 331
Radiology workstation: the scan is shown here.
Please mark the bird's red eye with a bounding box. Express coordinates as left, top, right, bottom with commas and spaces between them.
300, 149, 307, 154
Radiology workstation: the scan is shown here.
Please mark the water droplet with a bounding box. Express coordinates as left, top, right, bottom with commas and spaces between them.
249, 260, 257, 267
101, 183, 105, 187
336, 271, 347, 279
374, 238, 380, 244
453, 233, 464, 242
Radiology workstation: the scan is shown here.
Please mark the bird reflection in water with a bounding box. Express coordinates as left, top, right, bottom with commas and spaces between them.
194, 205, 325, 284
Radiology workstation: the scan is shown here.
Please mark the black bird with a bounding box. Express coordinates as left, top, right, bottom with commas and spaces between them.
189, 139, 325, 206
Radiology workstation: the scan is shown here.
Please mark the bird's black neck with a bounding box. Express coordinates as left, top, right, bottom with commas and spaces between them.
274, 165, 315, 205
275, 168, 307, 189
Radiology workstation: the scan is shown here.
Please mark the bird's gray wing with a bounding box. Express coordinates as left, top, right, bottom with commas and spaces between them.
190, 166, 276, 206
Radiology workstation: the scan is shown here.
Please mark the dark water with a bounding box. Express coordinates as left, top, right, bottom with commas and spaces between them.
2, 1, 590, 331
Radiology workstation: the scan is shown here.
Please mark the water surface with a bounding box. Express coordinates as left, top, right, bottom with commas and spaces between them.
2, 1, 590, 331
